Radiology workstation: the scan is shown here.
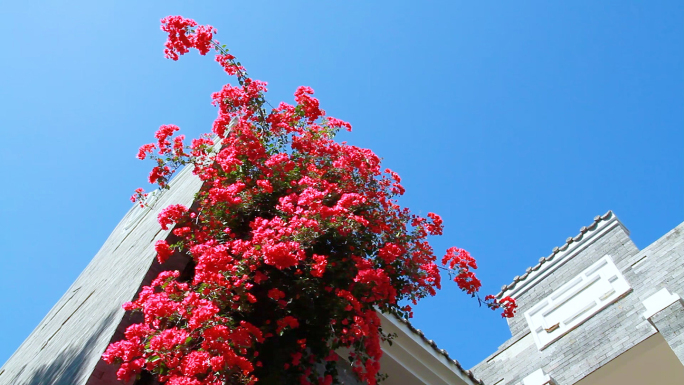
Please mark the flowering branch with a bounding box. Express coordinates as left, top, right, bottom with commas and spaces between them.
105, 15, 516, 385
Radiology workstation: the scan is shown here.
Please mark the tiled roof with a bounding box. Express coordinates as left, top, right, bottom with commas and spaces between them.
495, 210, 614, 298
390, 312, 485, 385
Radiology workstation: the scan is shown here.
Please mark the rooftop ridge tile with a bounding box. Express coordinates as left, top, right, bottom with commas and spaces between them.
388, 311, 485, 384
495, 210, 614, 298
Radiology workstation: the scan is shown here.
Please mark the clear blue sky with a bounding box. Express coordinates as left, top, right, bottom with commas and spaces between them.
1, 0, 682, 370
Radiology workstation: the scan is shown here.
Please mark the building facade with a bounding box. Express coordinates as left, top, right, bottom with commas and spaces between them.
1, 158, 682, 384
0, 165, 480, 385
471, 211, 684, 385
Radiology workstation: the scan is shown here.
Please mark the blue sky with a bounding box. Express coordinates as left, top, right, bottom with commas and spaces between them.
1, 0, 682, 370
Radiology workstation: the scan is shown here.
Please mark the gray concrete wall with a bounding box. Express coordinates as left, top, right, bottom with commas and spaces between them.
0, 156, 477, 385
471, 215, 684, 385
650, 300, 684, 365
0, 166, 203, 385
505, 216, 640, 339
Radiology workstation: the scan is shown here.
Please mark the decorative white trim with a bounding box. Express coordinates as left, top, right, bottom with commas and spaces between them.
642, 288, 681, 320
487, 333, 534, 363
524, 255, 631, 350
522, 369, 556, 385
505, 215, 621, 299
377, 312, 480, 385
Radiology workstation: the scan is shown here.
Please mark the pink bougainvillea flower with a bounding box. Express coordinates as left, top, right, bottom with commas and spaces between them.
105, 15, 515, 385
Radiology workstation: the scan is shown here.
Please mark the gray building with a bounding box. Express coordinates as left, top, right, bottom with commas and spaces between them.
471, 211, 684, 385
1, 157, 682, 384
0, 165, 480, 385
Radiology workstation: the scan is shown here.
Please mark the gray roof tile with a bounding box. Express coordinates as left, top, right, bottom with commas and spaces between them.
495, 210, 613, 298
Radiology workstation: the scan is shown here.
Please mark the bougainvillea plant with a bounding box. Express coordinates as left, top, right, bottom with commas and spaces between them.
103, 15, 517, 385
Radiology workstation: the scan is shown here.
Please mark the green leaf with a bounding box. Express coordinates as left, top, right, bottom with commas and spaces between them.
147, 355, 161, 362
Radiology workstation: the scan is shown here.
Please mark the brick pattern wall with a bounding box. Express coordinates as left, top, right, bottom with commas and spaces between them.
506, 220, 640, 339
650, 300, 684, 364
471, 217, 684, 385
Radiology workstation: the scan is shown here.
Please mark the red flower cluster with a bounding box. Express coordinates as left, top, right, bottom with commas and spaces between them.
161, 16, 216, 61
157, 204, 188, 231
484, 295, 518, 318
154, 240, 174, 263
108, 15, 516, 385
442, 247, 481, 295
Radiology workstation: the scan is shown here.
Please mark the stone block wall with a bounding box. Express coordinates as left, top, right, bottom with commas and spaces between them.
471, 213, 684, 385
650, 300, 684, 364
505, 216, 639, 339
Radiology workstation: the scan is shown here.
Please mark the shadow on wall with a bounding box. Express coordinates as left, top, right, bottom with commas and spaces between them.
17, 310, 117, 385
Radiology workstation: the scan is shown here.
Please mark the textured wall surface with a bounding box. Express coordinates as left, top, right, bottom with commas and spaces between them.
0, 166, 203, 385
8, 178, 681, 385
0, 158, 473, 385
471, 213, 684, 385
650, 300, 684, 365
